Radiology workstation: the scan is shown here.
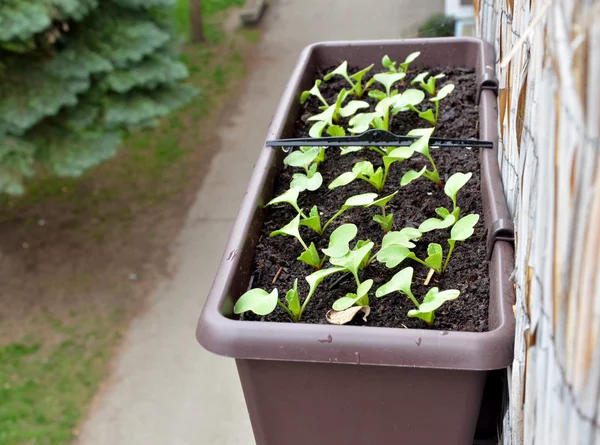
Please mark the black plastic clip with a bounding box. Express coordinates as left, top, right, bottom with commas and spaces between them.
486, 218, 515, 261
477, 73, 499, 105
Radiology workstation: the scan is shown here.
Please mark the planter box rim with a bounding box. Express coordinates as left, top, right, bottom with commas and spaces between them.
197, 38, 515, 372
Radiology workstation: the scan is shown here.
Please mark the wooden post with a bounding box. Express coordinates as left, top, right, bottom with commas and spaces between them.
189, 0, 204, 43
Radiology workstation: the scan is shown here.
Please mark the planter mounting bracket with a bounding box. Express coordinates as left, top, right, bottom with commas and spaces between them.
477, 73, 499, 105
487, 218, 515, 261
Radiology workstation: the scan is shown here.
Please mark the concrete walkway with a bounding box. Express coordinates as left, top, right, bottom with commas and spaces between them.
76, 1, 442, 444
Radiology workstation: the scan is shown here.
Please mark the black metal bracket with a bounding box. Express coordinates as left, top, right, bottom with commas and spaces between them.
486, 218, 515, 261
477, 73, 499, 105
266, 129, 493, 149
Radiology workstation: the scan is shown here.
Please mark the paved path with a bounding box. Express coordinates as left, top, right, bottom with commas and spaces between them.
76, 1, 442, 444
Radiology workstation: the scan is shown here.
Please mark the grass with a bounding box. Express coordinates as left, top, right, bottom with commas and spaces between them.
0, 316, 119, 445
0, 0, 256, 443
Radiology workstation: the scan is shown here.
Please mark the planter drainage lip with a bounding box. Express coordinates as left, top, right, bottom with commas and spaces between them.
197, 37, 515, 372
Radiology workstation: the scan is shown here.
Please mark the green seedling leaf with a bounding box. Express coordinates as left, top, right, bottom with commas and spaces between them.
266, 188, 304, 216
377, 245, 413, 268
370, 167, 384, 188
373, 214, 394, 232
299, 206, 322, 234
234, 288, 278, 316
373, 72, 406, 96
353, 240, 372, 269
284, 279, 300, 320
411, 72, 429, 86
306, 267, 345, 298
284, 147, 320, 171
444, 172, 472, 209
382, 230, 417, 249
348, 112, 380, 133
324, 61, 350, 82
372, 117, 386, 130
350, 64, 374, 82
367, 191, 398, 209
343, 193, 378, 208
391, 89, 426, 114
376, 267, 413, 298
329, 171, 358, 189
327, 125, 345, 136
270, 214, 307, 248
424, 243, 443, 273
298, 242, 321, 268
433, 73, 445, 80
331, 242, 374, 284
374, 96, 398, 116
418, 214, 456, 232
333, 279, 373, 311
340, 100, 370, 118
300, 79, 328, 106
291, 171, 323, 192
340, 146, 364, 155
450, 214, 480, 241
382, 55, 397, 72
383, 146, 414, 170
414, 108, 435, 125
307, 104, 336, 125
399, 227, 422, 241
431, 83, 455, 102
399, 51, 420, 71
436, 207, 451, 218
353, 160, 375, 176
368, 90, 388, 101
407, 127, 435, 154
309, 121, 326, 138
407, 287, 460, 326
400, 166, 427, 186
322, 223, 358, 258
417, 288, 460, 313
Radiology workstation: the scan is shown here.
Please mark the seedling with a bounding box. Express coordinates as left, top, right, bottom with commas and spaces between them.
372, 72, 406, 98
417, 172, 472, 230
354, 89, 425, 136
307, 89, 369, 137
290, 166, 323, 192
270, 214, 323, 269
400, 128, 442, 187
284, 147, 322, 175
322, 223, 358, 258
234, 267, 345, 321
381, 52, 420, 74
376, 227, 444, 273
300, 79, 329, 110
329, 161, 385, 191
266, 187, 306, 217
428, 171, 473, 219
375, 266, 460, 326
411, 72, 446, 96
324, 61, 375, 98
330, 240, 375, 285
408, 83, 455, 125
366, 191, 398, 233
442, 213, 479, 272
332, 279, 373, 311
301, 193, 379, 235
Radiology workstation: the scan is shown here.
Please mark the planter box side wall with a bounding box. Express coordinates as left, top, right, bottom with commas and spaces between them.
237, 358, 487, 445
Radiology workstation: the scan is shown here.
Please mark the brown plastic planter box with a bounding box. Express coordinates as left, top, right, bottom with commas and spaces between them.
197, 38, 515, 445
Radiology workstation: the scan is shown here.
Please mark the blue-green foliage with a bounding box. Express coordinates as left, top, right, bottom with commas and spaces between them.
0, 0, 196, 194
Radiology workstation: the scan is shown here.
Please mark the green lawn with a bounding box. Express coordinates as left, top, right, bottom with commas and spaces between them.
0, 1, 253, 444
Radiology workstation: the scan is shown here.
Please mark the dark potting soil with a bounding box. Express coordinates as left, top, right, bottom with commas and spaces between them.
243, 66, 489, 332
